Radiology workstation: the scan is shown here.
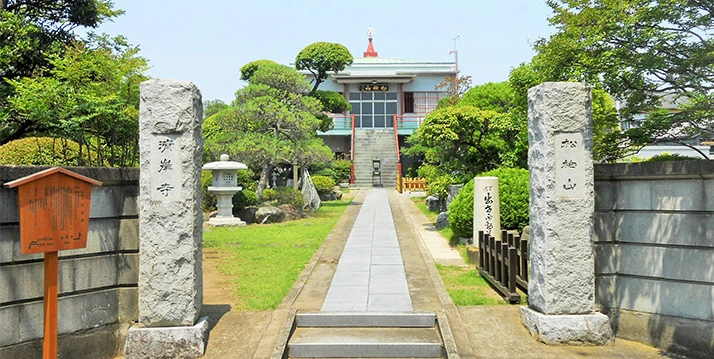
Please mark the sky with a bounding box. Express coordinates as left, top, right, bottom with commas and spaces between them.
92, 1, 556, 103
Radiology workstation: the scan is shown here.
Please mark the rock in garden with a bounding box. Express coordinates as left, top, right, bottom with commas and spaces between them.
521, 226, 530, 241
446, 184, 463, 208
425, 195, 444, 212
279, 204, 301, 221
255, 206, 286, 224
435, 212, 449, 229
332, 189, 343, 200
234, 207, 258, 224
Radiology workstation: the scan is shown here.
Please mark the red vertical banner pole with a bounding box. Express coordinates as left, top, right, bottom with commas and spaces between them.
43, 251, 58, 359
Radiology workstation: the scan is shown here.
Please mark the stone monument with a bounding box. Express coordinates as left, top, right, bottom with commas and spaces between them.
124, 79, 208, 358
520, 82, 613, 345
473, 176, 501, 247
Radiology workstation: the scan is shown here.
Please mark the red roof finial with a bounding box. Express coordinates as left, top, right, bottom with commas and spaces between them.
364, 27, 378, 57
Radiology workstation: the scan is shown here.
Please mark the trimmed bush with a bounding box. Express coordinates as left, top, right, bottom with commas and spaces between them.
0, 137, 92, 166
262, 188, 277, 202
201, 170, 217, 212
646, 152, 705, 162
312, 175, 335, 195
449, 167, 530, 238
332, 159, 352, 183
314, 168, 337, 182
233, 190, 259, 210
275, 187, 305, 209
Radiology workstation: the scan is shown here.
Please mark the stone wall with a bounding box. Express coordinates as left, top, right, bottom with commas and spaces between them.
0, 166, 140, 359
594, 161, 714, 358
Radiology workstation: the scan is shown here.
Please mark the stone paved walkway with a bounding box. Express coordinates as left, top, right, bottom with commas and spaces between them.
321, 188, 413, 312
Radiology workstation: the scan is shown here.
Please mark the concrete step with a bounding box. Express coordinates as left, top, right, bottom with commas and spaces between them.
288, 327, 443, 358
296, 312, 436, 328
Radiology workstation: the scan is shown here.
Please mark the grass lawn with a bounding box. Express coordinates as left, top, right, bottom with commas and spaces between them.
411, 196, 511, 305
203, 198, 352, 310
436, 264, 506, 305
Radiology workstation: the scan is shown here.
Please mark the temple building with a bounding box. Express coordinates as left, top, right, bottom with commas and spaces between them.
301, 28, 458, 187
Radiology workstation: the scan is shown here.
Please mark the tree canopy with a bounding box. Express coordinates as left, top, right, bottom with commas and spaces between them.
206, 62, 332, 198
1, 0, 123, 143
535, 0, 714, 155
295, 42, 353, 95
7, 34, 148, 166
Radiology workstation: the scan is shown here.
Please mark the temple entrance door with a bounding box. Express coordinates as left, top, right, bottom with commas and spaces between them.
350, 91, 398, 128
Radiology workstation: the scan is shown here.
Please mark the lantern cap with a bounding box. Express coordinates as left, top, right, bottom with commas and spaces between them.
202, 154, 248, 171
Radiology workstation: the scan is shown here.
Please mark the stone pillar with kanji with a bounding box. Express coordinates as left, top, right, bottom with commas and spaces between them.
520, 82, 613, 345
124, 79, 208, 358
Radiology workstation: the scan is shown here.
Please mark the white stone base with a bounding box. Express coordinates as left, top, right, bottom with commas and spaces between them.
520, 307, 614, 345
123, 316, 209, 359
207, 216, 246, 227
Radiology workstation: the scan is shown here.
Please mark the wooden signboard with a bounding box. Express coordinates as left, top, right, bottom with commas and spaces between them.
4, 167, 101, 359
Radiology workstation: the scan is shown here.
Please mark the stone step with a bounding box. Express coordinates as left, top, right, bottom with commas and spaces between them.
288, 327, 443, 358
296, 312, 436, 328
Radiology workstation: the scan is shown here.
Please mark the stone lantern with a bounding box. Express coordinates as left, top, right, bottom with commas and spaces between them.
202, 154, 248, 226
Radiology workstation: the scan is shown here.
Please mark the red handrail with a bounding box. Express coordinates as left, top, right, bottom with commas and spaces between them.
393, 114, 402, 192
350, 114, 355, 184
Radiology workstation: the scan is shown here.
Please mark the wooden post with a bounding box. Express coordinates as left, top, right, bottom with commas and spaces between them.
293, 164, 299, 190
43, 251, 58, 359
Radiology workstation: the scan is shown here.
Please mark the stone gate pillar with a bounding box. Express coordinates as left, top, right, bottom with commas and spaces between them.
124, 79, 208, 358
520, 82, 613, 345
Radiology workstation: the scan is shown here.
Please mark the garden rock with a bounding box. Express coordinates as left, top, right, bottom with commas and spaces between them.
521, 226, 530, 241
426, 195, 445, 212
255, 206, 286, 224
234, 207, 258, 224
436, 212, 449, 230
446, 184, 463, 209
319, 192, 336, 201
333, 188, 343, 200
279, 204, 301, 221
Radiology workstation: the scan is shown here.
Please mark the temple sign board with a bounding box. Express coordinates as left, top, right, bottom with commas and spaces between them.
4, 167, 101, 359
5, 167, 102, 254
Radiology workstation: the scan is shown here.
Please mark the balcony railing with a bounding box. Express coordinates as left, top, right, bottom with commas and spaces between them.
320, 113, 427, 136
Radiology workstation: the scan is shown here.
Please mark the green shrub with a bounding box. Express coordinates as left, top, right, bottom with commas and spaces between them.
312, 175, 336, 195
332, 159, 352, 183
417, 165, 457, 199
314, 168, 337, 182
262, 188, 277, 202
275, 187, 305, 208
233, 190, 259, 210
645, 152, 705, 162
0, 137, 92, 166
449, 167, 530, 238
201, 170, 217, 212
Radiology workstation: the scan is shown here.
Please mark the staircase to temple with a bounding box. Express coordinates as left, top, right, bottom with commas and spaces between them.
353, 129, 398, 188
287, 312, 443, 358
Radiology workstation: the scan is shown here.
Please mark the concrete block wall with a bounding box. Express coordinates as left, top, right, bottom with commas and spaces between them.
594, 161, 714, 359
0, 166, 140, 359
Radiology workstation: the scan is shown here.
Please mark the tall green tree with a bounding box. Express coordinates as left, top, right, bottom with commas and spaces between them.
535, 0, 714, 155
509, 63, 626, 163
0, 0, 122, 144
208, 62, 332, 199
7, 34, 148, 166
295, 42, 353, 95
203, 99, 228, 120
404, 105, 512, 180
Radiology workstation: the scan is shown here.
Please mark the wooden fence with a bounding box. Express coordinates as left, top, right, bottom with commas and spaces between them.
477, 230, 528, 303
398, 177, 426, 193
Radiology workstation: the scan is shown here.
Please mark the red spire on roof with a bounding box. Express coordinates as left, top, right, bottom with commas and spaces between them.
364, 27, 378, 57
